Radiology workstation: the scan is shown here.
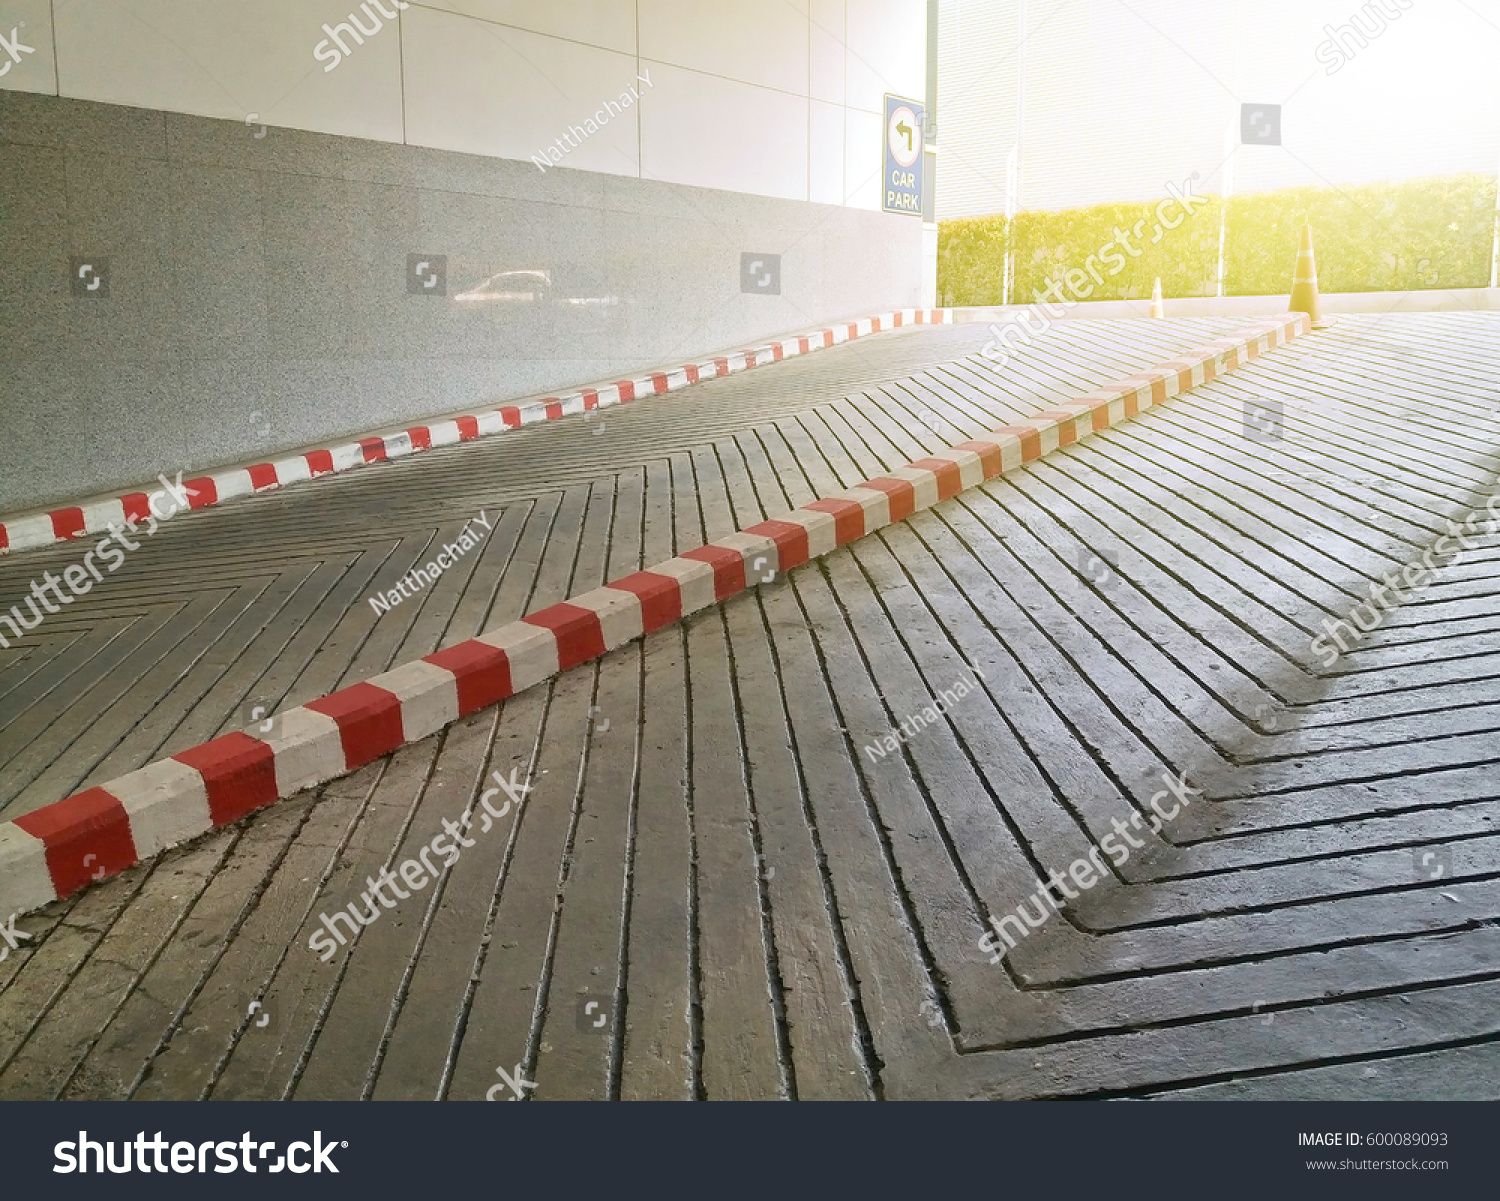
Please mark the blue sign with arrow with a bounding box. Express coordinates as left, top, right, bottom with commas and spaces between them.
883, 94, 925, 216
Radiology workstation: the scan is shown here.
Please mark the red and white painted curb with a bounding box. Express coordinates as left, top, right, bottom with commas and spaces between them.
0, 315, 1309, 918
0, 308, 950, 556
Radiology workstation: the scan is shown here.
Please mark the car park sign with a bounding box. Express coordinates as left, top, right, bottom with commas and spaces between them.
883, 94, 925, 216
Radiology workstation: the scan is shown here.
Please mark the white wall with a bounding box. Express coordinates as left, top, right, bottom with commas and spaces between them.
0, 0, 930, 212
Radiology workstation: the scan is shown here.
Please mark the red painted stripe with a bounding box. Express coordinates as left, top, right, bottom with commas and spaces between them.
744, 519, 810, 572
798, 337, 810, 354
186, 478, 217, 509
500, 407, 523, 429
871, 317, 883, 332
359, 437, 388, 463
821, 329, 834, 347
805, 497, 867, 545
174, 732, 280, 826
14, 787, 138, 898
425, 639, 513, 717
992, 425, 1043, 462
1085, 392, 1123, 431
847, 323, 858, 339
0, 524, 7, 552
1029, 413, 1079, 447
1152, 375, 1169, 406
248, 463, 279, 491
608, 572, 684, 633
306, 683, 406, 769
522, 603, 604, 671
714, 358, 730, 376
457, 415, 480, 440
684, 365, 699, 385
544, 400, 563, 421
858, 477, 917, 522
306, 449, 335, 476
651, 373, 669, 393
955, 440, 1004, 479
771, 344, 784, 361
681, 544, 747, 599
51, 508, 85, 541
407, 426, 433, 450
121, 492, 152, 524
892, 312, 904, 327
909, 457, 964, 499
616, 381, 636, 403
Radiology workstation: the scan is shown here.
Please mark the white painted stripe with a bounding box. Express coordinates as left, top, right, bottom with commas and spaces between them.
382, 432, 416, 458
780, 507, 839, 557
0, 822, 57, 914
330, 443, 364, 472
110, 759, 214, 855
832, 486, 893, 531
716, 529, 782, 578
881, 466, 942, 511
567, 587, 646, 651
371, 659, 460, 741
480, 621, 561, 693
264, 708, 347, 797
3, 515, 57, 550
646, 557, 719, 615
210, 468, 256, 501
272, 457, 312, 487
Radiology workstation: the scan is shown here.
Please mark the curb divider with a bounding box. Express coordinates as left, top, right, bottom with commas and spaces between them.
0, 308, 949, 556
0, 314, 1309, 918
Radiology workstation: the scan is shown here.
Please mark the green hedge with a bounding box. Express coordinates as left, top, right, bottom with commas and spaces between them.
937, 173, 1497, 305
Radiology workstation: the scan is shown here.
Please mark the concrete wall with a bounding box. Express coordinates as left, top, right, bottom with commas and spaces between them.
0, 1, 930, 511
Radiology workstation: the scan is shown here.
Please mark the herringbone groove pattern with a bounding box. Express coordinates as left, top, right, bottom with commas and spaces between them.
1, 313, 1496, 1101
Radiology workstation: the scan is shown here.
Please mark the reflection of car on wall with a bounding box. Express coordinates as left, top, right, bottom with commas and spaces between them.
453, 269, 618, 308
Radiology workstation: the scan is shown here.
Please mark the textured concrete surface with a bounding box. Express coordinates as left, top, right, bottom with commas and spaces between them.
1, 311, 1498, 1100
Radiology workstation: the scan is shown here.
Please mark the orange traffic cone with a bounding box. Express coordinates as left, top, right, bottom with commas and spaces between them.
1149, 277, 1164, 318
1288, 224, 1336, 329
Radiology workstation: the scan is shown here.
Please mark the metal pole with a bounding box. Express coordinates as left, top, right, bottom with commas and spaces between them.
1490, 141, 1499, 290
1004, 0, 1026, 307
1216, 115, 1236, 299
1003, 145, 1018, 306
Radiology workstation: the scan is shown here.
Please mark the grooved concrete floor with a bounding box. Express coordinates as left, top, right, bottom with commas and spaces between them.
2, 311, 1499, 1100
